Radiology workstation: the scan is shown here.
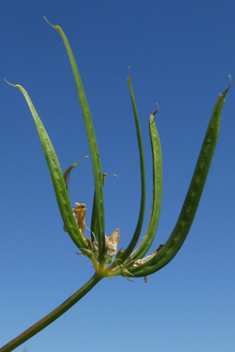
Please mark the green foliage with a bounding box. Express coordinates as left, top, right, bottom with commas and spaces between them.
0, 18, 230, 352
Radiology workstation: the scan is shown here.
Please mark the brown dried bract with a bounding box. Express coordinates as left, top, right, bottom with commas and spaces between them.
73, 203, 87, 237
133, 244, 164, 267
105, 228, 120, 257
151, 244, 164, 255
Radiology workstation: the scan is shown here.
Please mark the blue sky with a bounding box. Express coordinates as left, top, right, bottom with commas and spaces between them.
1, 1, 235, 351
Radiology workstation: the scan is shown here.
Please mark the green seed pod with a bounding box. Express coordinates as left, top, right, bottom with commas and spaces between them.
129, 80, 231, 277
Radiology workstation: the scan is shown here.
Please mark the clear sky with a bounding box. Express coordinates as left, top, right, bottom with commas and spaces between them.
1, 1, 235, 352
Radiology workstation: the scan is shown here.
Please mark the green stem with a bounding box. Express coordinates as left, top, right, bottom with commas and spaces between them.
0, 274, 102, 352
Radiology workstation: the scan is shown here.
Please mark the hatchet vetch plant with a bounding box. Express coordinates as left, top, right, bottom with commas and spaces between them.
1, 18, 230, 352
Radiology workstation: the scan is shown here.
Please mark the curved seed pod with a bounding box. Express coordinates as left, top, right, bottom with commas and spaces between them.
45, 18, 106, 261
131, 110, 162, 260
7, 83, 88, 251
129, 82, 230, 277
118, 74, 146, 261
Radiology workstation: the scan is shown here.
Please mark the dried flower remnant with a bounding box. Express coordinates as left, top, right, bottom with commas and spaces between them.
105, 228, 120, 258
133, 245, 164, 267
63, 202, 87, 237
73, 203, 87, 237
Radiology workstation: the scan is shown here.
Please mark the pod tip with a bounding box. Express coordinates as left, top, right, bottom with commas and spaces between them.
153, 102, 159, 116
224, 75, 232, 94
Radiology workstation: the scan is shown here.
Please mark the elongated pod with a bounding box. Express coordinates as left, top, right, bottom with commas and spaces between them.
45, 18, 106, 261
131, 111, 162, 260
117, 75, 146, 262
6, 82, 88, 251
129, 81, 230, 277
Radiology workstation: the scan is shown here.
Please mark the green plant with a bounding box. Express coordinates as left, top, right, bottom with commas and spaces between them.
1, 18, 230, 352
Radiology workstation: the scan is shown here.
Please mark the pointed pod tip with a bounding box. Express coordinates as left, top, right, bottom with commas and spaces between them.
103, 172, 118, 178
44, 16, 57, 29
127, 67, 131, 81
76, 155, 89, 164
224, 75, 232, 94
153, 103, 159, 116
4, 78, 20, 88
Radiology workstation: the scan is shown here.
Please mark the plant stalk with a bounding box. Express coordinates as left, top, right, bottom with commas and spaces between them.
0, 274, 102, 352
